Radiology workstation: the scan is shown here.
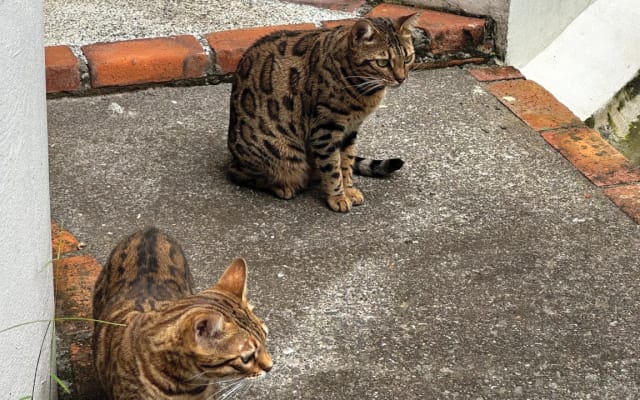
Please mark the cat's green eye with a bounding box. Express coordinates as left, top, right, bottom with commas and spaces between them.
404, 54, 414, 64
375, 59, 390, 68
240, 353, 255, 364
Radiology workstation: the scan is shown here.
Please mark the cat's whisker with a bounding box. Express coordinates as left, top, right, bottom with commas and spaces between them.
184, 370, 208, 383
344, 74, 379, 81
347, 79, 384, 92
215, 380, 248, 400
349, 77, 382, 86
208, 382, 236, 400
185, 374, 244, 387
235, 380, 254, 398
356, 80, 386, 94
364, 83, 385, 95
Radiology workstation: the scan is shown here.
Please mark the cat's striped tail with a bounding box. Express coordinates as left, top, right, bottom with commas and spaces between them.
353, 156, 404, 177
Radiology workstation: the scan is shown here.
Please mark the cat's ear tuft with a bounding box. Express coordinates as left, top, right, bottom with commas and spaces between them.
214, 257, 248, 300
397, 13, 419, 38
194, 313, 224, 342
351, 19, 376, 44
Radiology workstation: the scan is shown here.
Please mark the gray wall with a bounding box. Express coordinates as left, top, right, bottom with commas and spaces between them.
0, 0, 55, 398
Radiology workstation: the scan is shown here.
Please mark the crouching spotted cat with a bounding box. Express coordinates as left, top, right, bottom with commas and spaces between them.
92, 227, 272, 400
227, 14, 418, 212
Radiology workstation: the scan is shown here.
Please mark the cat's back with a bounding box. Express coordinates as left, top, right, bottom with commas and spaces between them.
92, 227, 194, 320
233, 27, 341, 92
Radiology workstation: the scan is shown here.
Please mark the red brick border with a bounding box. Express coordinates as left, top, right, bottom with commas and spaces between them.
82, 36, 209, 88
470, 66, 640, 224
45, 46, 81, 93
366, 4, 488, 55
604, 185, 640, 224
487, 79, 583, 131
51, 222, 103, 399
44, 4, 491, 94
468, 66, 523, 82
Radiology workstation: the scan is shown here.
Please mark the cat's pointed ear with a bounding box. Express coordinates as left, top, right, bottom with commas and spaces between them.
214, 257, 248, 300
194, 312, 224, 344
351, 19, 377, 45
397, 13, 419, 38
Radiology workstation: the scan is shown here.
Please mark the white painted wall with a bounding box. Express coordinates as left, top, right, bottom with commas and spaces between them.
0, 0, 55, 399
506, 0, 596, 68
520, 0, 640, 120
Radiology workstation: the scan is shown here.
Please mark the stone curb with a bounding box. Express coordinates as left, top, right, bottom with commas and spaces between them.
469, 66, 640, 224
45, 4, 491, 95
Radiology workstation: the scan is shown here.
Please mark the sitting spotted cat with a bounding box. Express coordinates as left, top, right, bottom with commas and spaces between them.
227, 14, 418, 212
92, 227, 272, 399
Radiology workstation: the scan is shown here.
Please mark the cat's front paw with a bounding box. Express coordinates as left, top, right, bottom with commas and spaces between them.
345, 187, 364, 206
327, 194, 352, 213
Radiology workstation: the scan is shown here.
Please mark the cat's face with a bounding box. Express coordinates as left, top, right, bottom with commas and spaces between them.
349, 15, 419, 89
182, 258, 272, 381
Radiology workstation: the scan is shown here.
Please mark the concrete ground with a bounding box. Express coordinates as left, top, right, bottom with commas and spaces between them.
48, 67, 640, 399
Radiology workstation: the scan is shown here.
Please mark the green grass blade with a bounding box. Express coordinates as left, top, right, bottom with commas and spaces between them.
0, 317, 125, 334
51, 373, 70, 394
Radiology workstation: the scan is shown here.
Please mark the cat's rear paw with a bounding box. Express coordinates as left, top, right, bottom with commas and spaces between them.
345, 187, 364, 206
272, 186, 296, 200
327, 194, 352, 213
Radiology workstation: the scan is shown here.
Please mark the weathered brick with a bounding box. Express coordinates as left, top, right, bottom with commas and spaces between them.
51, 221, 81, 257
367, 4, 486, 55
488, 80, 582, 131
45, 45, 80, 93
205, 24, 316, 74
541, 127, 640, 187
469, 66, 524, 82
604, 184, 640, 224
282, 0, 365, 12
53, 255, 102, 336
68, 340, 102, 399
82, 36, 208, 88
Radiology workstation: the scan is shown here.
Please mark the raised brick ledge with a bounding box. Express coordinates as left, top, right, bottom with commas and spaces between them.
366, 3, 488, 55
45, 45, 81, 93
44, 4, 493, 94
81, 35, 210, 88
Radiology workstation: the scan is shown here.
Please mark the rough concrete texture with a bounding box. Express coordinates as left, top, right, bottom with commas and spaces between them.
48, 68, 640, 398
44, 0, 355, 45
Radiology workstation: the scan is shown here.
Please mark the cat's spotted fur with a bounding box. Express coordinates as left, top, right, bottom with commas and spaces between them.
92, 228, 272, 400
227, 15, 418, 212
